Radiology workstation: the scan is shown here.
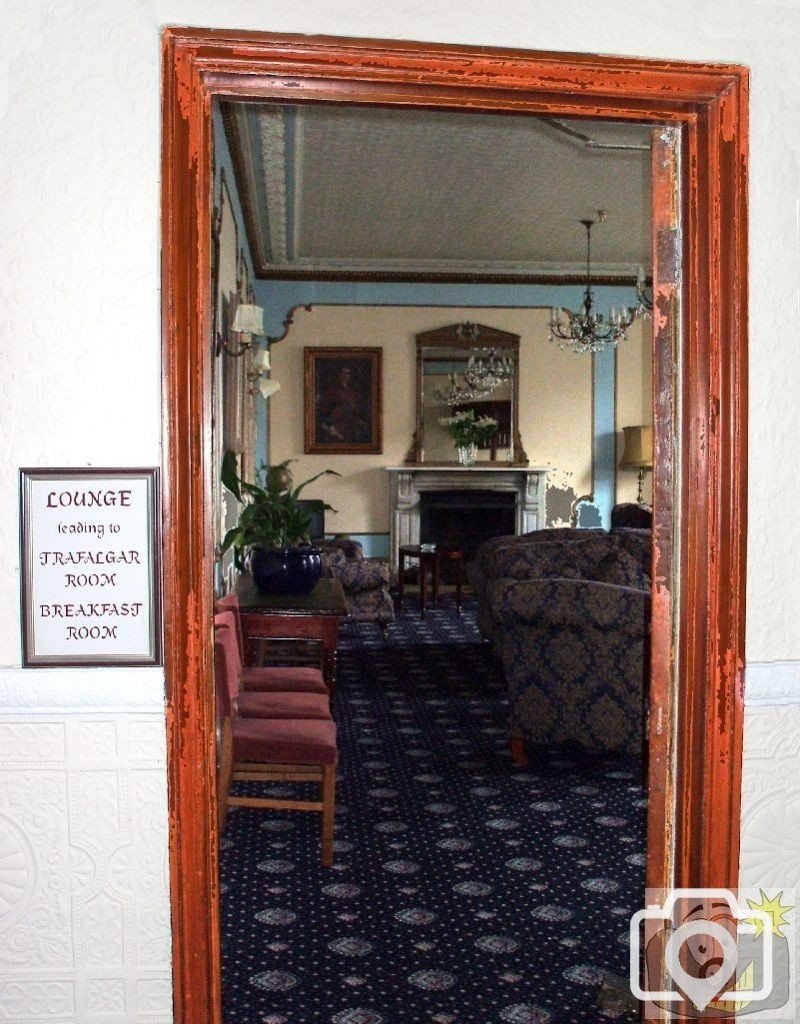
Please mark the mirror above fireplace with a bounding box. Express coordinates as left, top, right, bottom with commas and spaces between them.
406, 322, 528, 465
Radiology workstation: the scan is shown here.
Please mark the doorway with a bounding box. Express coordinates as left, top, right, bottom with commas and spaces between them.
161, 30, 748, 1024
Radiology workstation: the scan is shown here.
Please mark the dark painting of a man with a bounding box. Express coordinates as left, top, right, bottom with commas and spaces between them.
304, 347, 383, 453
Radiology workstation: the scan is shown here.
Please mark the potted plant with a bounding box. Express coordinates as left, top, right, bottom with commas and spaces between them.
220, 450, 340, 595
438, 408, 498, 465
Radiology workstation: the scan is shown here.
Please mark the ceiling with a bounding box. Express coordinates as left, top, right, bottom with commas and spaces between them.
221, 101, 653, 282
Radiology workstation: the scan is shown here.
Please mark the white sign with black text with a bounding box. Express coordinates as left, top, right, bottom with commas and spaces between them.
20, 468, 161, 666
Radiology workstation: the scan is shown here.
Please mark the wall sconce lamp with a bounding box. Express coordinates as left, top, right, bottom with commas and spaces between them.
215, 303, 281, 401
216, 303, 265, 357
247, 347, 281, 401
620, 425, 653, 504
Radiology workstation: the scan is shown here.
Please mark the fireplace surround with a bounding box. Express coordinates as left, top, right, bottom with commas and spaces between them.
386, 466, 548, 573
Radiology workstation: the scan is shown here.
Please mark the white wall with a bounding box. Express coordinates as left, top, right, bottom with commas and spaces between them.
2, 3, 798, 1022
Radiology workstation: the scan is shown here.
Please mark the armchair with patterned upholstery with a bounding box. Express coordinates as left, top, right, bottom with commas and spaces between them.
468, 527, 605, 644
486, 531, 651, 758
317, 538, 395, 627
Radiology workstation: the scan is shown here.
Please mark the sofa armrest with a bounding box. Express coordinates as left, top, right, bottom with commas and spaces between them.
335, 558, 391, 593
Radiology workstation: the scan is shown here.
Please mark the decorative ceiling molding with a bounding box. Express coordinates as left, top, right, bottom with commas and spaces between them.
257, 106, 289, 264
222, 103, 269, 271
222, 101, 653, 283
256, 257, 643, 280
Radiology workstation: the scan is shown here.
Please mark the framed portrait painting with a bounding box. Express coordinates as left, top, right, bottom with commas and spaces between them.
304, 347, 383, 454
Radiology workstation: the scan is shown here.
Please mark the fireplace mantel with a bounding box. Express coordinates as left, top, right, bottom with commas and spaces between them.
386, 465, 549, 572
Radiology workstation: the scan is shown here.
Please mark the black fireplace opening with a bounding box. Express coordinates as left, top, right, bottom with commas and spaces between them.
419, 489, 516, 566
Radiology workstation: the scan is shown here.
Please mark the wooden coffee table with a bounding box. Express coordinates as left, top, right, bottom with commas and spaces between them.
235, 576, 348, 693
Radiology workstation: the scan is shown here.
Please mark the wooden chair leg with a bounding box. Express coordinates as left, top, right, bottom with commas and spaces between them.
510, 735, 530, 768
217, 718, 233, 834
321, 763, 336, 867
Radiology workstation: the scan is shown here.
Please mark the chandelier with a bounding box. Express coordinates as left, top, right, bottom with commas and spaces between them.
635, 266, 653, 317
432, 324, 514, 406
549, 217, 637, 354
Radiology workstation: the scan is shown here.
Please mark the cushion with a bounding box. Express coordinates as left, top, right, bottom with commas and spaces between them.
611, 503, 653, 529
232, 717, 338, 765
319, 546, 348, 574
242, 665, 328, 694
237, 690, 331, 719
328, 537, 364, 560
591, 548, 644, 588
611, 528, 652, 576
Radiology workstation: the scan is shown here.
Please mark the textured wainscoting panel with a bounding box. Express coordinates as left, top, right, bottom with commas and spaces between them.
740, 703, 800, 1020
745, 660, 800, 706
0, 667, 165, 715
0, 714, 172, 1023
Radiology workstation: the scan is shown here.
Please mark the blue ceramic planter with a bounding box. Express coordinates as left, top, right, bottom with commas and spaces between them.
248, 545, 323, 596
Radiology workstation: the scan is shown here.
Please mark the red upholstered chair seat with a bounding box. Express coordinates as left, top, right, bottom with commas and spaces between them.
237, 690, 330, 720
242, 665, 328, 694
232, 717, 338, 765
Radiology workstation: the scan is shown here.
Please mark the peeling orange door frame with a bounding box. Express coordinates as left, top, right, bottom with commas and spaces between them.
161, 29, 748, 1024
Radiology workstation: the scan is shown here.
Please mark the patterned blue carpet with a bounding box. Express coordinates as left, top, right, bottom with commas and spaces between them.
220, 596, 645, 1024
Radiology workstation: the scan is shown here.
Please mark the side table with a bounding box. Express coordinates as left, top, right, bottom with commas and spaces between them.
397, 545, 464, 617
235, 576, 348, 693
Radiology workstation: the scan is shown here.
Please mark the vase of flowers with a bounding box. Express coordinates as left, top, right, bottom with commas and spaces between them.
438, 409, 498, 466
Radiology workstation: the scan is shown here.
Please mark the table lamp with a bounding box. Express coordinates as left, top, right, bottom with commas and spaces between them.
620, 425, 653, 504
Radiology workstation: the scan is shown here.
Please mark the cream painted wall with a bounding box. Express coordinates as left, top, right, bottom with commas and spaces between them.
2, 4, 800, 1022
615, 318, 653, 505
269, 306, 593, 532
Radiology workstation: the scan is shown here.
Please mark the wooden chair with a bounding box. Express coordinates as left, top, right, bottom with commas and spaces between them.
215, 615, 330, 719
214, 634, 338, 866
215, 598, 328, 694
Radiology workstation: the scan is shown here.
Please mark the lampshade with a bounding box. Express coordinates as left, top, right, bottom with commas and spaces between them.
251, 347, 270, 372
231, 303, 265, 335
620, 425, 653, 469
258, 378, 281, 401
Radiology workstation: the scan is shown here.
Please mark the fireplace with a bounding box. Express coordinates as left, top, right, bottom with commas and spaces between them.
386, 466, 548, 574
420, 490, 516, 561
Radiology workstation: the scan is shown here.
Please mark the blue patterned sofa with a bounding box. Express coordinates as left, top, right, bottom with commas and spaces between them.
473, 525, 651, 756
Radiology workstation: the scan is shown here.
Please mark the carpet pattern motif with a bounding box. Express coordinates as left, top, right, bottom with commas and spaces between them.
220, 596, 645, 1024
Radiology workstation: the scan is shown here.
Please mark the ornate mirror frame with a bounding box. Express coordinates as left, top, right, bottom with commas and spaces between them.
162, 29, 748, 1024
407, 322, 528, 465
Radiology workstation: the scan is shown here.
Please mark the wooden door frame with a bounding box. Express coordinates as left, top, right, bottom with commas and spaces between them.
161, 28, 748, 1024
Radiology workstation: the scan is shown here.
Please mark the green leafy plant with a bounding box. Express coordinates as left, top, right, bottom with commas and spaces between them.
438, 408, 498, 447
220, 450, 339, 567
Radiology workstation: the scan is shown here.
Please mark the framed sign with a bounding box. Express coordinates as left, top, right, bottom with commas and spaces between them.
19, 468, 162, 667
304, 347, 383, 454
